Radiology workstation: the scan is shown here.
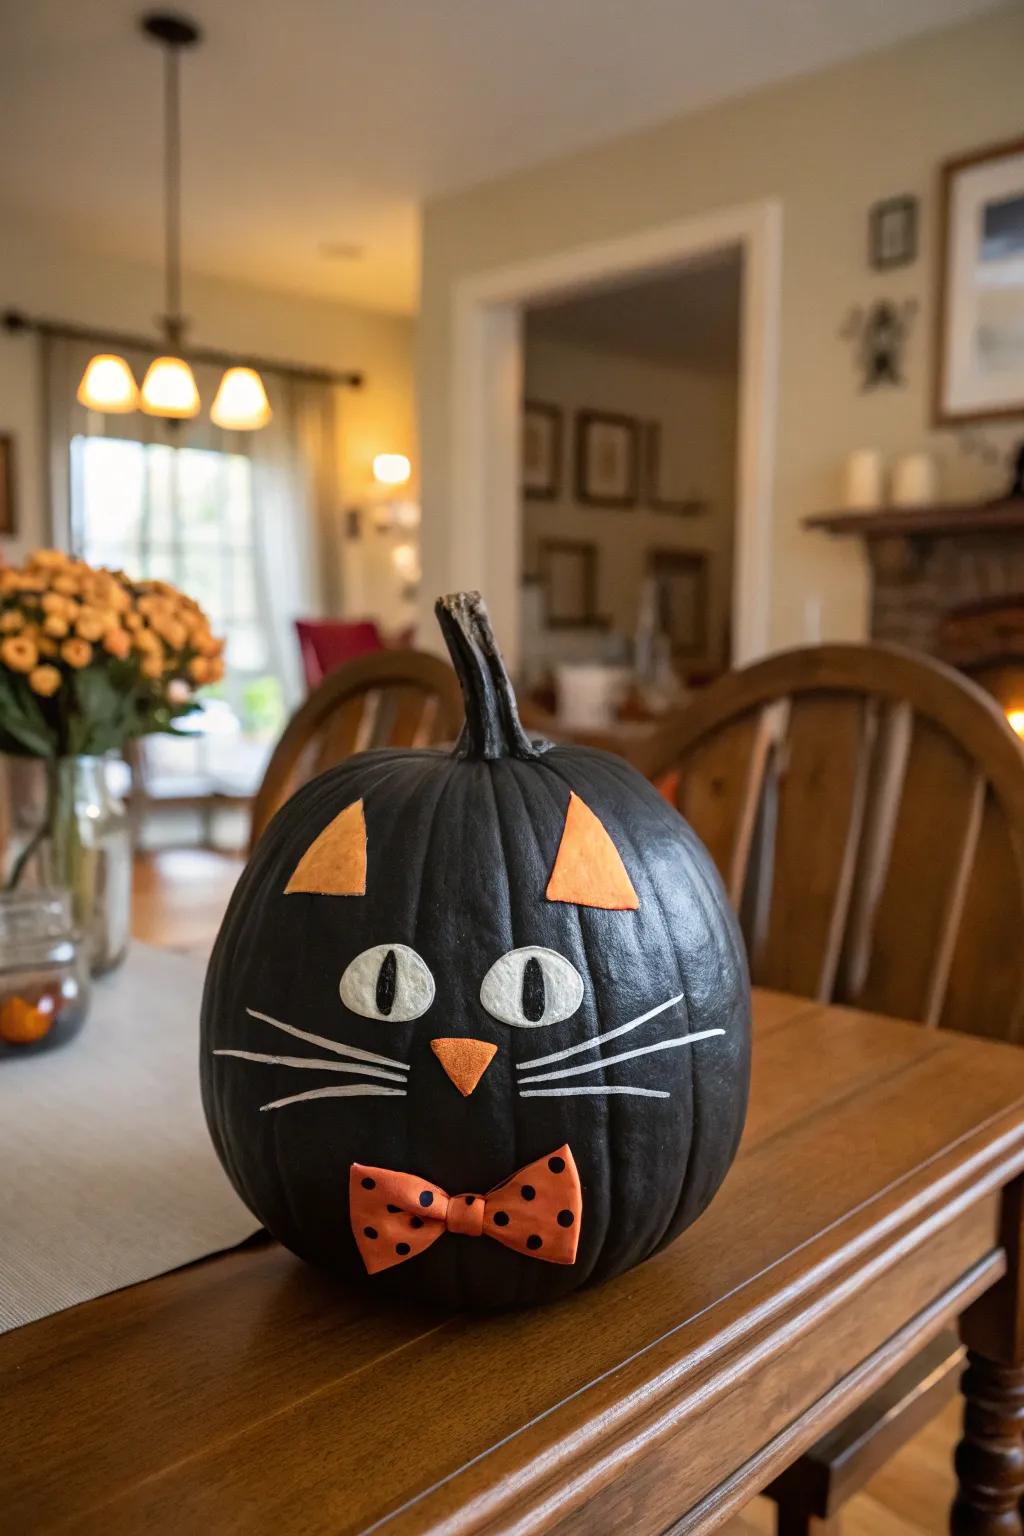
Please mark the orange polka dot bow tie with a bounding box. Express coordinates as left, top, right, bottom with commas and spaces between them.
349, 1144, 582, 1274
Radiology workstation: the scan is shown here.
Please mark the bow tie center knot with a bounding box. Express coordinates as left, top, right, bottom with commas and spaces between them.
445, 1193, 486, 1239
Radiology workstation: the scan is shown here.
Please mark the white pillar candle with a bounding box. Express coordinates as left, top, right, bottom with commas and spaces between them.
843, 449, 884, 511
890, 452, 937, 508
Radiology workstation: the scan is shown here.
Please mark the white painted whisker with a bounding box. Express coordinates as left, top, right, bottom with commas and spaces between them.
215, 1049, 406, 1084
519, 1086, 670, 1099
260, 1085, 408, 1112
516, 991, 686, 1071
245, 1007, 409, 1071
518, 1029, 725, 1084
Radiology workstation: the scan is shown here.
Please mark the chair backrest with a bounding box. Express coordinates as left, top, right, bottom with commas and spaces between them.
649, 643, 1024, 1042
294, 618, 384, 689
250, 648, 464, 850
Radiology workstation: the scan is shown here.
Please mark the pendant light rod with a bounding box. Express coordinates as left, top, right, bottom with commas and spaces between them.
3, 310, 364, 390
142, 13, 200, 344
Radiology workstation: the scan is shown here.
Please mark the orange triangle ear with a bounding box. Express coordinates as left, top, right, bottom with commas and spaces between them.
285, 799, 367, 896
546, 792, 638, 910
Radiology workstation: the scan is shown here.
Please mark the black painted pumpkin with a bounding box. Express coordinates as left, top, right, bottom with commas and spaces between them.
201, 593, 750, 1309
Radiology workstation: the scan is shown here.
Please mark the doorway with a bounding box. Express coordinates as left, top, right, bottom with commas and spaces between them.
447, 201, 782, 674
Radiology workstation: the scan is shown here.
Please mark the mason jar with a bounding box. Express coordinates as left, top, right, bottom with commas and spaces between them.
0, 890, 90, 1058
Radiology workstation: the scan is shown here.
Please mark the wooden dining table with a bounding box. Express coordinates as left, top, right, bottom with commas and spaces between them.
5, 987, 1024, 1535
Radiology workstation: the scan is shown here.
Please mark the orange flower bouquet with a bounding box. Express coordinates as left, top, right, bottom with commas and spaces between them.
0, 549, 224, 763
0, 550, 225, 973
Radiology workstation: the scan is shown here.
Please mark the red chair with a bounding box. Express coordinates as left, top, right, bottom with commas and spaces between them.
294, 619, 384, 689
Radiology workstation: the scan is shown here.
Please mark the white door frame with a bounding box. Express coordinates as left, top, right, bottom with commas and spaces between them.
447, 199, 782, 671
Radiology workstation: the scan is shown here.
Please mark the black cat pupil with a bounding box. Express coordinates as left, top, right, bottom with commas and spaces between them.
521, 956, 545, 1022
376, 949, 398, 1016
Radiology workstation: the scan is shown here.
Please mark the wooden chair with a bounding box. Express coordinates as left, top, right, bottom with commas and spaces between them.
249, 648, 463, 851
647, 642, 1024, 1535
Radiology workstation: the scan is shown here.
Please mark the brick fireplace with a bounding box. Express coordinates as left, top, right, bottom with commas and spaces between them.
806, 497, 1024, 726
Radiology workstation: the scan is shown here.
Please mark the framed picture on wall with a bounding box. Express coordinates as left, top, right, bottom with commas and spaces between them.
647, 548, 709, 657
0, 435, 14, 536
539, 539, 604, 628
642, 422, 707, 515
935, 136, 1024, 423
575, 410, 639, 507
522, 401, 562, 500
868, 195, 918, 270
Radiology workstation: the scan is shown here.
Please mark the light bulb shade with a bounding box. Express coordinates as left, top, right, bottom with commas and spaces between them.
140, 356, 201, 418
373, 452, 411, 486
77, 354, 139, 413
210, 367, 272, 430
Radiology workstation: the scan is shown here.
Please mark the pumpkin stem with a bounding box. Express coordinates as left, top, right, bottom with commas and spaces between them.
435, 592, 543, 760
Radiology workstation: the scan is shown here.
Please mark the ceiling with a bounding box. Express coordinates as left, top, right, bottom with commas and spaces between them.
527, 251, 742, 372
0, 0, 1002, 315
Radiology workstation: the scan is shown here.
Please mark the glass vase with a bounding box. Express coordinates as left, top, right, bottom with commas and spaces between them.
11, 757, 133, 976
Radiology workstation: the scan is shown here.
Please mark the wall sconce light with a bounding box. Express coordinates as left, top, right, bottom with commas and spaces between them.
373, 453, 411, 487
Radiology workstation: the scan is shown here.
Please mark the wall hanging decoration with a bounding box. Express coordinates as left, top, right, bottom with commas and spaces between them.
642, 422, 706, 515
539, 540, 603, 628
0, 435, 14, 537
840, 300, 917, 390
522, 402, 562, 501
575, 410, 640, 508
201, 591, 750, 1310
936, 137, 1024, 424
647, 549, 710, 658
868, 195, 918, 270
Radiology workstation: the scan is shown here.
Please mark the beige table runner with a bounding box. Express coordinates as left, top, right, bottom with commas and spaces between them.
0, 943, 260, 1334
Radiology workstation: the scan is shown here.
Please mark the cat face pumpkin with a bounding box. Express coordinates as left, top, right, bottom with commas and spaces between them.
201, 594, 750, 1309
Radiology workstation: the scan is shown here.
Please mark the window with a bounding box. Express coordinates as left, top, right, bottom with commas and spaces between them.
71, 435, 280, 732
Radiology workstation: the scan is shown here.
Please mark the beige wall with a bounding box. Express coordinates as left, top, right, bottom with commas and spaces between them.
523, 335, 737, 670
0, 210, 416, 626
419, 5, 1024, 654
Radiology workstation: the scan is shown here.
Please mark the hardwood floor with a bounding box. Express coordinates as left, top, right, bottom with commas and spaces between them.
131, 848, 963, 1535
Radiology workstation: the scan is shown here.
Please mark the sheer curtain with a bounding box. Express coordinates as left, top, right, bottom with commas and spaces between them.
41, 334, 346, 710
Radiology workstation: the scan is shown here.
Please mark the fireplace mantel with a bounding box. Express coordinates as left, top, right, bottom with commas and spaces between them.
804, 497, 1024, 541
803, 498, 1024, 656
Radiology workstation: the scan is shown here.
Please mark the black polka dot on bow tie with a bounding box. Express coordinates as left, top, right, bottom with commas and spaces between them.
548, 1156, 565, 1174
361, 1176, 376, 1190
386, 1203, 400, 1213
520, 1184, 536, 1201
419, 1191, 434, 1207
493, 1211, 510, 1227
464, 1196, 475, 1205
396, 1242, 411, 1255
363, 1226, 378, 1240
557, 1209, 574, 1228
527, 1234, 543, 1250
410, 1215, 424, 1229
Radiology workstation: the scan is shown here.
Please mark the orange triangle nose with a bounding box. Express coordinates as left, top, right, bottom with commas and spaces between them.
430, 1037, 497, 1097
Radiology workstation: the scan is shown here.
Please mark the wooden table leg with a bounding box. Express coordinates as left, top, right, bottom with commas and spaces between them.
953, 1178, 1024, 1535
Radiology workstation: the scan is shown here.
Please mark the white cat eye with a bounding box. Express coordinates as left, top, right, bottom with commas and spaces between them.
340, 943, 435, 1023
479, 946, 584, 1029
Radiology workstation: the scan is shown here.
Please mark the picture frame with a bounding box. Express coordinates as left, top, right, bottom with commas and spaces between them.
0, 435, 14, 537
538, 539, 604, 628
646, 548, 709, 657
521, 401, 562, 501
642, 421, 706, 515
935, 136, 1024, 424
574, 410, 639, 508
868, 195, 918, 270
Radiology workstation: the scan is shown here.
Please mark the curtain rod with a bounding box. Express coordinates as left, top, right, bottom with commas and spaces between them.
2, 308, 364, 390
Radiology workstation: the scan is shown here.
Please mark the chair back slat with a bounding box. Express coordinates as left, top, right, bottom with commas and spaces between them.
754, 694, 873, 1001
651, 644, 1024, 1040
848, 719, 985, 1025
677, 707, 776, 906
941, 791, 1024, 1042
250, 649, 463, 850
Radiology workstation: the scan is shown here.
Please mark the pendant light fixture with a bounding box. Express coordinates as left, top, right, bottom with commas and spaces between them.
76, 12, 270, 430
